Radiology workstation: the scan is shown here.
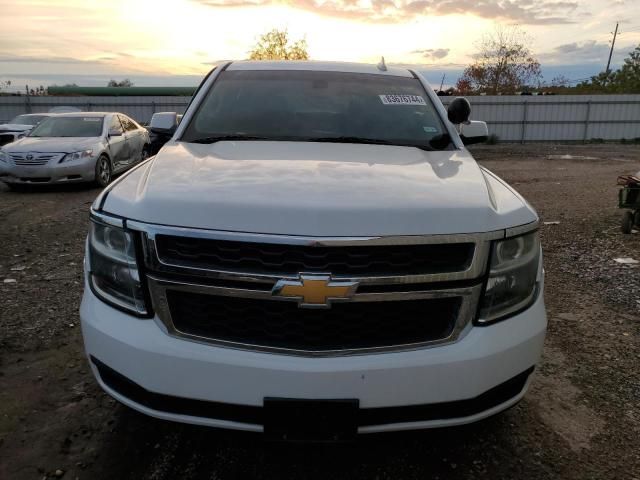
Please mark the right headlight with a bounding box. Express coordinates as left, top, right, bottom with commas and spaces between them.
87, 219, 148, 315
478, 231, 541, 324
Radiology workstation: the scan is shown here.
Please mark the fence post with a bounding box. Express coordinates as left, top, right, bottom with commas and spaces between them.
86, 102, 92, 112
25, 90, 32, 114
582, 100, 591, 144
521, 100, 528, 144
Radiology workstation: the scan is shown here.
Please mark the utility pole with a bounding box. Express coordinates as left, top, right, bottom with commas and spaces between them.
439, 74, 446, 92
606, 22, 619, 75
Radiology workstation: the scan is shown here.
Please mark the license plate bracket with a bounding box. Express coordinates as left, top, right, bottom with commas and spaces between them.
264, 398, 359, 442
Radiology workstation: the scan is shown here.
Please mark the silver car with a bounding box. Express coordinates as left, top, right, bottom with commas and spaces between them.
0, 112, 150, 189
0, 113, 54, 146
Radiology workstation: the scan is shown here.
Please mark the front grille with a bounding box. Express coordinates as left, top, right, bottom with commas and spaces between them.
166, 290, 461, 352
155, 235, 475, 277
0, 134, 15, 146
10, 153, 58, 166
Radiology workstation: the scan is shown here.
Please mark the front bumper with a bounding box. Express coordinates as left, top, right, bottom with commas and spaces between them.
80, 283, 546, 434
0, 157, 96, 184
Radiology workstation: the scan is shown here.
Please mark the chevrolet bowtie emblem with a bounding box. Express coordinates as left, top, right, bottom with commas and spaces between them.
272, 274, 359, 309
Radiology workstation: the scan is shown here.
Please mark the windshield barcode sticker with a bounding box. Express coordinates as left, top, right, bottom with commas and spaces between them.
379, 94, 426, 105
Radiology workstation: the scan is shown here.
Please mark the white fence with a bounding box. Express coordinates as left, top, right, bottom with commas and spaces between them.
440, 94, 640, 142
0, 96, 190, 126
1, 94, 639, 143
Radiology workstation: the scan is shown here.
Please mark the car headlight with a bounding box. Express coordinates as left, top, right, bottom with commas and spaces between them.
88, 220, 148, 315
60, 149, 93, 163
478, 231, 541, 324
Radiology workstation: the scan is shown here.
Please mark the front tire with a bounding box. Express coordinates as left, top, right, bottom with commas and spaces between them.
621, 211, 634, 234
141, 145, 150, 162
95, 155, 112, 187
7, 183, 29, 192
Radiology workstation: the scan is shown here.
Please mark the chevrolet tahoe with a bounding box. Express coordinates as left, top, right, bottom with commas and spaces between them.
80, 61, 546, 441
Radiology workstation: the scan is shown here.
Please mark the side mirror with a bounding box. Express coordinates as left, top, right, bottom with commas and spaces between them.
108, 129, 122, 137
447, 97, 471, 124
460, 120, 489, 145
149, 112, 178, 134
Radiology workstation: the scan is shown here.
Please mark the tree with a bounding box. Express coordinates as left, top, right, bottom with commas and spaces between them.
576, 44, 640, 93
612, 44, 640, 92
248, 29, 309, 60
108, 79, 134, 87
0, 79, 11, 91
456, 26, 542, 95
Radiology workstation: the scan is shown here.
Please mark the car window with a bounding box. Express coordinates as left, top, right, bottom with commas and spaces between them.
119, 115, 138, 132
181, 70, 451, 150
109, 116, 124, 134
10, 114, 48, 126
29, 116, 104, 137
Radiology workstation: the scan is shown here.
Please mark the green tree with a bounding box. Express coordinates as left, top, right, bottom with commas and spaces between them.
456, 26, 541, 95
613, 44, 640, 92
108, 79, 134, 87
248, 29, 309, 60
577, 44, 640, 93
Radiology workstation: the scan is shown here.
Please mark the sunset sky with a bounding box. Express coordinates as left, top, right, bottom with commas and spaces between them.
1, 0, 639, 88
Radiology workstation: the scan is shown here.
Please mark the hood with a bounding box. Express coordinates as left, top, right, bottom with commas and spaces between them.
102, 141, 537, 237
0, 123, 33, 132
4, 136, 100, 153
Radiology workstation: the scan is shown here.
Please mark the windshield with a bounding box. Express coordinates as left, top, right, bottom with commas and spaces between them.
29, 116, 104, 137
10, 114, 48, 126
181, 70, 452, 150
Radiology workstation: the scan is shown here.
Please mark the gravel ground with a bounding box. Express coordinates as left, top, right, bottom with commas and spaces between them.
0, 144, 639, 479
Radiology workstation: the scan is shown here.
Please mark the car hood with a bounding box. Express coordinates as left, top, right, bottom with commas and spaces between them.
102, 141, 537, 237
4, 136, 100, 153
0, 123, 33, 132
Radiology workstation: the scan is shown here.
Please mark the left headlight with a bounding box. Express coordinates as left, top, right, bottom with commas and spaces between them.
60, 149, 93, 163
478, 231, 541, 324
88, 220, 148, 315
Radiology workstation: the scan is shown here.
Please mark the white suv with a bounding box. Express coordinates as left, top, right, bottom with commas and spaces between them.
81, 61, 546, 441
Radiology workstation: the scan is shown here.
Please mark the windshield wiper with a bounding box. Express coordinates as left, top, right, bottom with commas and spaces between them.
307, 136, 440, 151
188, 135, 271, 144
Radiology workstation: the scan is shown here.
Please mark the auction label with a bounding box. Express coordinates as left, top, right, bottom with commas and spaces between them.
379, 94, 426, 105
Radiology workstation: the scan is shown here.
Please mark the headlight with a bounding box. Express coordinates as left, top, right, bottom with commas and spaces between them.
60, 149, 93, 163
88, 220, 148, 315
478, 231, 541, 324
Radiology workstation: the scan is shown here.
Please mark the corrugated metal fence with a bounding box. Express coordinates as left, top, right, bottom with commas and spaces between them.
0, 96, 190, 126
1, 94, 639, 142
440, 94, 640, 142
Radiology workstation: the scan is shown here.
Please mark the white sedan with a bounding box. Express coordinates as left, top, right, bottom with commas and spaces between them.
0, 112, 150, 189
0, 113, 54, 147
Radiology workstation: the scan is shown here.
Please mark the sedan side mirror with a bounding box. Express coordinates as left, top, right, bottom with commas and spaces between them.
460, 120, 489, 145
149, 112, 178, 135
447, 97, 471, 124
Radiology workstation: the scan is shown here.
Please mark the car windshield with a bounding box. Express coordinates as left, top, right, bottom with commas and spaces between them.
181, 70, 453, 150
29, 116, 104, 137
10, 114, 48, 126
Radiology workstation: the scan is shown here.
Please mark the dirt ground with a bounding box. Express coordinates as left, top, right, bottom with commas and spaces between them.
1, 144, 639, 480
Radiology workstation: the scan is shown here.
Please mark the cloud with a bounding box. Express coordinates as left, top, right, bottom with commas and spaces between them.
411, 48, 450, 60
192, 0, 581, 24
0, 55, 103, 65
540, 40, 635, 65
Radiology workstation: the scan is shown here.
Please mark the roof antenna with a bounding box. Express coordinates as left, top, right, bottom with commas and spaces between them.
377, 56, 387, 71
